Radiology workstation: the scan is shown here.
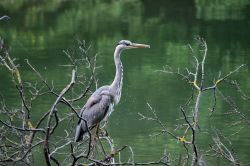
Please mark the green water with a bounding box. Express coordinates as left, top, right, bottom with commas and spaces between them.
0, 0, 250, 165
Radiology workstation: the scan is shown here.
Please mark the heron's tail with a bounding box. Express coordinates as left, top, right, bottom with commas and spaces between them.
75, 120, 89, 142
75, 123, 84, 142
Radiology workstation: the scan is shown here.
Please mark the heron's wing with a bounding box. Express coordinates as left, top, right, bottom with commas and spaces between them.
77, 95, 102, 125
82, 95, 111, 127
75, 94, 112, 142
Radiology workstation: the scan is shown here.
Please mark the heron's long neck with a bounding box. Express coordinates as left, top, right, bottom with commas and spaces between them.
110, 48, 123, 104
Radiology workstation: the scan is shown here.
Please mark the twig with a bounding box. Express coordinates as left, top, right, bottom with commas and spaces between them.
180, 107, 198, 165
44, 69, 76, 166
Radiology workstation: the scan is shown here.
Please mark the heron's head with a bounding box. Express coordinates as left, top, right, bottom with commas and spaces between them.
116, 40, 150, 51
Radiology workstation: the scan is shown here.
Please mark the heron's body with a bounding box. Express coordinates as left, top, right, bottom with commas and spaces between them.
75, 86, 114, 141
75, 40, 149, 142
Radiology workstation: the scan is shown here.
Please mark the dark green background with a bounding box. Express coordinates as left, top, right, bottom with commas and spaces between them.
0, 0, 250, 165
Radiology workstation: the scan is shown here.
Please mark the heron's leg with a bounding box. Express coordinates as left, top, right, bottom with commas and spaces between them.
83, 136, 92, 157
88, 126, 99, 158
96, 124, 107, 156
101, 120, 108, 128
88, 126, 97, 158
100, 120, 110, 137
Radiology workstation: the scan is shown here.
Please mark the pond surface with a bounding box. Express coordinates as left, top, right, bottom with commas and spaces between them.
0, 0, 250, 165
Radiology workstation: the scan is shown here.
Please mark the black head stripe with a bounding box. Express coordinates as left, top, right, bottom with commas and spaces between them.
117, 40, 131, 46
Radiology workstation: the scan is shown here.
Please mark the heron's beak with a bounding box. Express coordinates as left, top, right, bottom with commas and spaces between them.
130, 43, 150, 48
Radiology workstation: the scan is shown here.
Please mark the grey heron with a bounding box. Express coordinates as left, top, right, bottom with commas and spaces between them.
75, 40, 150, 142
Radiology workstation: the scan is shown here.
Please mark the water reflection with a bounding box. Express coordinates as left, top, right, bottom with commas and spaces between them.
0, 0, 250, 165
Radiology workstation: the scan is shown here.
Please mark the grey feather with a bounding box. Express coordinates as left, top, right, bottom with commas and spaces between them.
75, 86, 113, 142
